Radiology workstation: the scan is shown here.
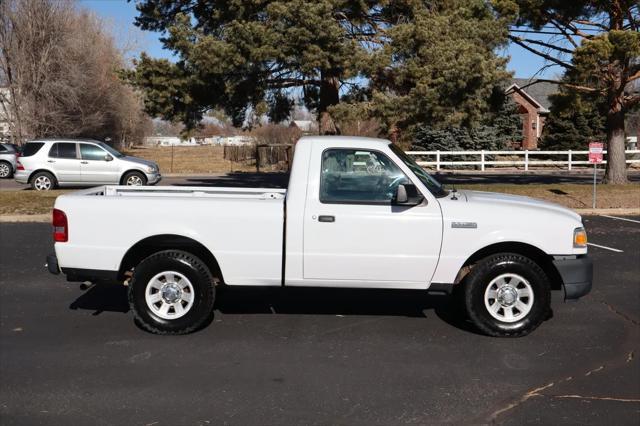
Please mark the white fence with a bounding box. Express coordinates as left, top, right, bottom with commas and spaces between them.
406, 149, 640, 171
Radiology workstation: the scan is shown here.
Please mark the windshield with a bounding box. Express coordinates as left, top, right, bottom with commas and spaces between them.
389, 144, 448, 198
98, 142, 124, 158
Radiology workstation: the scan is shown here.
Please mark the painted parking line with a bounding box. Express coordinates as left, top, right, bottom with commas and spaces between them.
600, 215, 640, 224
587, 242, 624, 253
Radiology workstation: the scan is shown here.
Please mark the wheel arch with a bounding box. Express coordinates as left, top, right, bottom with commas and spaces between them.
28, 168, 58, 183
119, 234, 223, 283
457, 241, 562, 291
119, 169, 146, 185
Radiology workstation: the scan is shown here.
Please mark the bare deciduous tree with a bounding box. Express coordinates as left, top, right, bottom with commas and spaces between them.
0, 0, 150, 146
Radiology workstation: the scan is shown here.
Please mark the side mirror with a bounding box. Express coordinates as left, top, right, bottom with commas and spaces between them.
104, 155, 113, 162
393, 184, 424, 206
395, 184, 408, 203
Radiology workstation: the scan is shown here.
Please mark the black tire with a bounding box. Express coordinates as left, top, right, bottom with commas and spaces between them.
462, 253, 550, 337
30, 171, 56, 191
0, 161, 13, 178
129, 250, 216, 334
122, 171, 147, 186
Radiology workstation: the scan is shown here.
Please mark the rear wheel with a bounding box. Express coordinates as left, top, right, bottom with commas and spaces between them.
462, 253, 550, 337
123, 171, 147, 186
129, 250, 216, 334
0, 161, 12, 178
31, 171, 56, 191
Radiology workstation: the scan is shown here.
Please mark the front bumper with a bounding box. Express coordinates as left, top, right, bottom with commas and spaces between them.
146, 172, 162, 185
553, 255, 593, 300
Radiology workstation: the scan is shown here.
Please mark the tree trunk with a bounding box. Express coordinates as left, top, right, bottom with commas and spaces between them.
318, 70, 340, 135
603, 105, 628, 184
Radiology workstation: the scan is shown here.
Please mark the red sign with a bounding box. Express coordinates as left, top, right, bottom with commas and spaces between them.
589, 142, 604, 164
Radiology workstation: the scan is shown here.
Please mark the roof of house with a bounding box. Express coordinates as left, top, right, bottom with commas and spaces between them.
508, 78, 558, 112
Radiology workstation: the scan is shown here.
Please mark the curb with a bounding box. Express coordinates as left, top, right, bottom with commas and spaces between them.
573, 208, 640, 216
0, 214, 50, 223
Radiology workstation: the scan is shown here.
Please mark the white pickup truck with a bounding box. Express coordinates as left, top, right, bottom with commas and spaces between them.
46, 136, 592, 337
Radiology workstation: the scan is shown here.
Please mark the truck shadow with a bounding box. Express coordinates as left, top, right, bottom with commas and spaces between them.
174, 172, 289, 188
69, 283, 129, 315
68, 283, 479, 334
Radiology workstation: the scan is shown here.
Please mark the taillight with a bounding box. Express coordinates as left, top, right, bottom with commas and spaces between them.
52, 209, 68, 242
16, 161, 24, 171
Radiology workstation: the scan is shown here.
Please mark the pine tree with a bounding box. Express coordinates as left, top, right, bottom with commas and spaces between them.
540, 89, 606, 151
129, 0, 511, 137
411, 96, 522, 151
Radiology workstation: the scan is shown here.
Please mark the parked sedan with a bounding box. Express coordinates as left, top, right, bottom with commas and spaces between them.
14, 139, 161, 190
0, 142, 19, 178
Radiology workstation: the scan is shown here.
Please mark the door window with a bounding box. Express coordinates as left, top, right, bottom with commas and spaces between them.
80, 144, 107, 161
320, 149, 410, 204
49, 143, 77, 159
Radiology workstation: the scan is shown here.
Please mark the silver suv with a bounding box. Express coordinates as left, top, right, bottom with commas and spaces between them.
15, 139, 161, 190
0, 142, 19, 178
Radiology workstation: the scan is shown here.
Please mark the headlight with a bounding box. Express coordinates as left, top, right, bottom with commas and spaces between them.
145, 166, 156, 173
573, 227, 587, 248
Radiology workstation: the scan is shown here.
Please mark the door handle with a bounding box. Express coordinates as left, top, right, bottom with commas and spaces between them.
318, 215, 335, 223
80, 161, 88, 164
47, 160, 55, 163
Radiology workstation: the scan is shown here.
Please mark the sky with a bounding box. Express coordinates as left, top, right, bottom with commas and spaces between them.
80, 0, 563, 79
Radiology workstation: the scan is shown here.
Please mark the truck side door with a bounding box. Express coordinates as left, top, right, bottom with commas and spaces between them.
302, 147, 442, 286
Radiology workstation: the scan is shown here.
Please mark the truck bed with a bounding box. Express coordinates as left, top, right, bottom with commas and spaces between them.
54, 185, 286, 286
75, 185, 286, 200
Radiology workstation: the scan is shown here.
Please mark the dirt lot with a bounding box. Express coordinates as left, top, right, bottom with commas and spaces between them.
124, 146, 258, 174
127, 145, 640, 175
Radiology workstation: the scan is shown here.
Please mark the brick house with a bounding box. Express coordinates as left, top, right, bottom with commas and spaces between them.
506, 78, 558, 150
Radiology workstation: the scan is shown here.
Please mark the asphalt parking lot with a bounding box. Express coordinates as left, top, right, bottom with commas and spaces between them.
0, 216, 638, 425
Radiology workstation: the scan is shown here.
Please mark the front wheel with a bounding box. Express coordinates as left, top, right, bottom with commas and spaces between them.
123, 171, 147, 186
129, 250, 216, 334
463, 253, 550, 337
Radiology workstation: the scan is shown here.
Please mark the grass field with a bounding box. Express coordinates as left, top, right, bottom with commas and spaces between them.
0, 190, 66, 215
455, 183, 639, 209
1, 183, 637, 216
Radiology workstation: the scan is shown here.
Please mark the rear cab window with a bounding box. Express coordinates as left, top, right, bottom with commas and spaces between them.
49, 143, 78, 159
21, 142, 45, 157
